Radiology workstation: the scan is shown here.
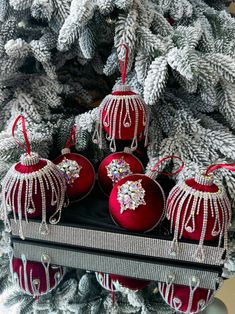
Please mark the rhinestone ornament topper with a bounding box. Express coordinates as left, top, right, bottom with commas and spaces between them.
117, 179, 146, 214
106, 157, 132, 184
58, 157, 82, 186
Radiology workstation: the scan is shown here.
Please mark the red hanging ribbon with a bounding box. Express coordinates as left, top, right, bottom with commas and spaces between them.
12, 115, 31, 155
206, 163, 235, 176
119, 44, 129, 85
151, 156, 184, 176
65, 125, 77, 149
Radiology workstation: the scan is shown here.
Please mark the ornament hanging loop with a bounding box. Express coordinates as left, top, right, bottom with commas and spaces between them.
151, 156, 184, 177
12, 115, 31, 155
65, 125, 77, 149
205, 163, 235, 176
119, 44, 129, 85
62, 125, 77, 155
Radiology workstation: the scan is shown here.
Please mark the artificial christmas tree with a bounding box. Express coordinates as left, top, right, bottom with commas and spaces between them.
0, 0, 235, 313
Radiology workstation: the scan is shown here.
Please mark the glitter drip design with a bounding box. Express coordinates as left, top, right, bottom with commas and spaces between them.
117, 179, 146, 214
58, 157, 82, 186
106, 157, 132, 184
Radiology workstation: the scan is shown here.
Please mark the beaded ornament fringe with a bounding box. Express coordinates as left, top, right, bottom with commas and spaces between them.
158, 277, 214, 314
167, 177, 232, 262
2, 157, 66, 240
93, 93, 149, 152
9, 252, 64, 297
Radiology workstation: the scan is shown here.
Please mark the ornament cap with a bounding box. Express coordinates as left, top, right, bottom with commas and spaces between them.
195, 173, 214, 186
114, 84, 132, 92
61, 148, 71, 155
20, 152, 40, 166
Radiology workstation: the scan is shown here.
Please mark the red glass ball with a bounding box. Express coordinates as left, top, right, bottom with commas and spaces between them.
95, 272, 149, 292
109, 174, 165, 232
98, 152, 144, 195
167, 174, 232, 242
12, 256, 64, 297
54, 152, 95, 201
158, 282, 214, 314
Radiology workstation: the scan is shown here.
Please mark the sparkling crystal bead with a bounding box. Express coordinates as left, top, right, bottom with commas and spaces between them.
118, 179, 146, 214
41, 253, 50, 264
27, 207, 35, 214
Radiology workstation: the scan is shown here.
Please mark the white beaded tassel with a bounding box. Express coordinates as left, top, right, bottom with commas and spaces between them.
10, 253, 64, 297
93, 90, 149, 152
2, 153, 66, 240
167, 174, 232, 262
158, 276, 214, 314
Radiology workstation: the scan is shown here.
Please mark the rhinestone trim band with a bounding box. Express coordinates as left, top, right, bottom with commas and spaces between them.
20, 152, 40, 166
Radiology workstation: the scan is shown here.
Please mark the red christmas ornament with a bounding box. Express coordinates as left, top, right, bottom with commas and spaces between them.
54, 125, 95, 201
167, 163, 233, 262
98, 150, 144, 195
158, 278, 216, 314
93, 44, 149, 152
11, 254, 64, 298
2, 116, 66, 239
109, 156, 183, 232
95, 272, 149, 292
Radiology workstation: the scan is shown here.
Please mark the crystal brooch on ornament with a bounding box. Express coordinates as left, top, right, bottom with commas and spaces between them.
117, 179, 146, 214
58, 158, 82, 186
106, 157, 132, 183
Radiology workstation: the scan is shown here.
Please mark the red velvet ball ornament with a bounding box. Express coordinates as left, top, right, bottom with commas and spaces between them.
158, 281, 215, 314
93, 45, 149, 152
95, 272, 149, 292
93, 86, 149, 152
2, 116, 66, 240
54, 148, 95, 201
109, 173, 165, 232
98, 151, 144, 195
166, 172, 232, 262
11, 254, 64, 297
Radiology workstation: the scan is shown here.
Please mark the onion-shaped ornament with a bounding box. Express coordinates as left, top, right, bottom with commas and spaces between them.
54, 125, 95, 201
93, 44, 149, 152
10, 253, 64, 298
109, 156, 183, 232
167, 164, 233, 262
2, 116, 66, 239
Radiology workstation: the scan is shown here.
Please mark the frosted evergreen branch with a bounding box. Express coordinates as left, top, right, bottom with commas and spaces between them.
97, 0, 115, 15
5, 38, 30, 59
206, 53, 235, 83
31, 0, 54, 20
114, 8, 138, 60
9, 0, 33, 10
144, 56, 168, 105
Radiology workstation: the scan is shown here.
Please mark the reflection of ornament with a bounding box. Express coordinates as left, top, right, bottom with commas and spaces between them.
93, 45, 149, 152
2, 116, 66, 239
117, 179, 146, 214
95, 272, 149, 292
158, 278, 217, 314
54, 125, 95, 201
98, 151, 144, 195
58, 157, 82, 186
167, 164, 233, 262
11, 254, 64, 298
106, 156, 132, 184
